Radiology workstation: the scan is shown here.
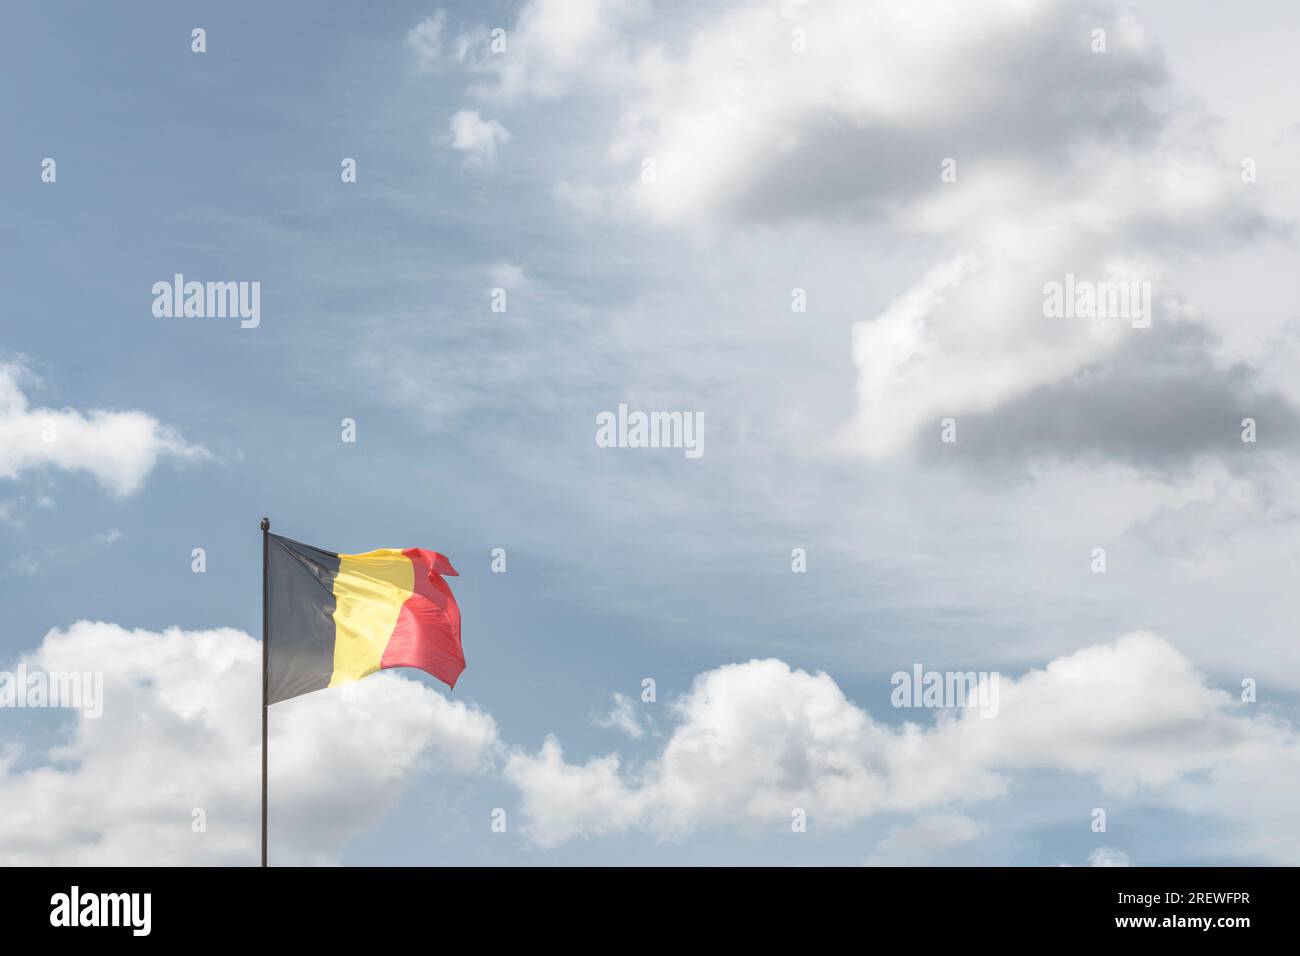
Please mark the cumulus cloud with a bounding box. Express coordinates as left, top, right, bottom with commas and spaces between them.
936, 318, 1300, 470
5, 623, 1295, 863
0, 622, 499, 865
446, 110, 511, 167
450, 0, 645, 100
432, 0, 1294, 467
610, 2, 1172, 227
835, 169, 1283, 462
503, 737, 646, 848
503, 634, 1300, 861
0, 362, 208, 497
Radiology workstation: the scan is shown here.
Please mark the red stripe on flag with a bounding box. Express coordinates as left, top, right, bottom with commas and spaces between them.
380, 548, 465, 689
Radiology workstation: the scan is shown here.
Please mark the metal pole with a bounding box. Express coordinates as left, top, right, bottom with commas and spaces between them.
261, 516, 270, 867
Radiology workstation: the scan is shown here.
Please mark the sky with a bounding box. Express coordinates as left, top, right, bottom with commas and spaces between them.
1, 0, 1299, 866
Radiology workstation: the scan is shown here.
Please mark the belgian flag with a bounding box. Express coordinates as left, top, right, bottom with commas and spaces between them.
265, 533, 464, 704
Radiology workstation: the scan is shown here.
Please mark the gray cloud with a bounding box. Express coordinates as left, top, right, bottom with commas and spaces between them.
925, 318, 1300, 469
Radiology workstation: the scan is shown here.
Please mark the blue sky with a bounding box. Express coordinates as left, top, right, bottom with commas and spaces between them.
3, 0, 1300, 865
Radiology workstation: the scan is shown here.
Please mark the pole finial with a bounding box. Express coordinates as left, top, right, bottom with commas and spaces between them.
260, 517, 270, 532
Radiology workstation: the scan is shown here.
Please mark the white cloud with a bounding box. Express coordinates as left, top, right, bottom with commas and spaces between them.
455, 0, 645, 101
609, 1, 1173, 226
600, 0, 1272, 459
5, 623, 1295, 863
590, 692, 649, 739
446, 110, 511, 167
405, 11, 449, 72
0, 362, 208, 497
835, 153, 1271, 459
1088, 847, 1133, 867
503, 737, 645, 848
438, 0, 1287, 463
866, 813, 986, 866
0, 621, 499, 865
504, 634, 1300, 861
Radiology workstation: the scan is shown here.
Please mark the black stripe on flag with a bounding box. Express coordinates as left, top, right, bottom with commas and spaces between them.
267, 534, 340, 704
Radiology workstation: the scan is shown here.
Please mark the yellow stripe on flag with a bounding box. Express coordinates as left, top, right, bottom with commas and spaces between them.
328, 549, 414, 688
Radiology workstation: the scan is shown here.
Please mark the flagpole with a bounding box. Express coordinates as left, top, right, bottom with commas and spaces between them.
260, 516, 270, 868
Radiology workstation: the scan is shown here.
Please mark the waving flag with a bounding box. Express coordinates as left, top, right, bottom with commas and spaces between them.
264, 533, 464, 704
